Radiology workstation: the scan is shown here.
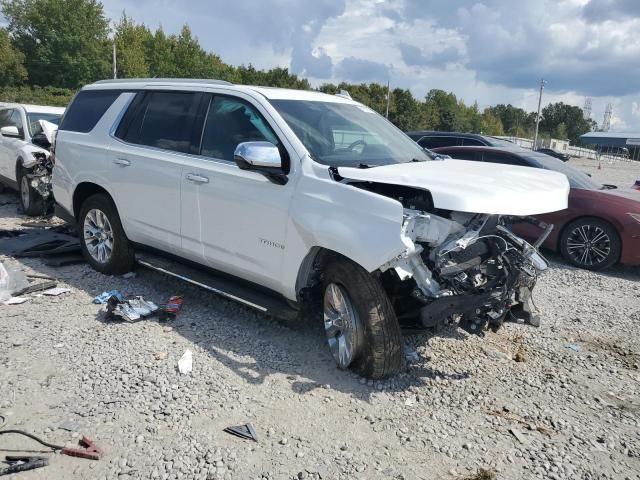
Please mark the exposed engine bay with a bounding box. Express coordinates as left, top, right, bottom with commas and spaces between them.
367, 185, 552, 333
19, 119, 57, 207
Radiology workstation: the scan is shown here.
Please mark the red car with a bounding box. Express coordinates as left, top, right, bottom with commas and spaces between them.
432, 146, 640, 270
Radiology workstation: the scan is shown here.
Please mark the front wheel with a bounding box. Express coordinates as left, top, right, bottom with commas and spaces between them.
559, 217, 620, 271
18, 168, 44, 216
78, 194, 135, 274
322, 260, 404, 379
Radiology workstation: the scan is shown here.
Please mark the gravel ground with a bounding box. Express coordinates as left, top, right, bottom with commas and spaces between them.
1, 159, 639, 480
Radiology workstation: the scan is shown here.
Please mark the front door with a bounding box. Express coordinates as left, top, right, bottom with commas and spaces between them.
180, 94, 294, 292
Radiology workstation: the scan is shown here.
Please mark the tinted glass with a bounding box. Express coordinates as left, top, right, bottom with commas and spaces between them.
0, 109, 13, 128
418, 136, 460, 149
482, 151, 528, 167
525, 152, 601, 190
271, 99, 431, 167
444, 149, 479, 161
461, 138, 484, 146
9, 110, 24, 137
134, 92, 202, 153
60, 90, 121, 133
201, 96, 280, 161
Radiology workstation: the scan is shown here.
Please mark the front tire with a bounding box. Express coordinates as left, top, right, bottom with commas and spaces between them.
559, 217, 620, 271
322, 260, 404, 379
18, 168, 44, 216
78, 194, 135, 274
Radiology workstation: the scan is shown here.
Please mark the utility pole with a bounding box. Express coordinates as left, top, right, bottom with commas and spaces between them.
533, 78, 545, 150
112, 41, 117, 79
385, 79, 391, 118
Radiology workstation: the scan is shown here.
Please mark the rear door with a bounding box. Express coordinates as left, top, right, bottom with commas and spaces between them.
0, 108, 15, 179
179, 92, 293, 291
109, 90, 207, 255
0, 109, 27, 181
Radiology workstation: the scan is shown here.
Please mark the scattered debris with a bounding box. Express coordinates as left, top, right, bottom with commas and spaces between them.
566, 343, 582, 353
43, 253, 85, 267
0, 228, 80, 258
509, 427, 528, 444
122, 272, 137, 279
178, 349, 193, 374
42, 287, 71, 296
459, 468, 496, 480
106, 296, 159, 322
0, 456, 49, 476
60, 436, 103, 460
159, 295, 184, 321
223, 423, 258, 442
58, 420, 80, 432
3, 297, 28, 305
13, 280, 57, 297
0, 262, 28, 302
93, 290, 124, 304
404, 345, 420, 363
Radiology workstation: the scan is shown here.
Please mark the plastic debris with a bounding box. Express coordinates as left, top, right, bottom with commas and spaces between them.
178, 349, 193, 374
122, 272, 136, 279
565, 343, 582, 352
0, 262, 28, 303
224, 423, 258, 442
93, 290, 124, 304
159, 295, 184, 321
42, 287, 71, 296
106, 296, 159, 322
404, 346, 420, 363
3, 297, 28, 305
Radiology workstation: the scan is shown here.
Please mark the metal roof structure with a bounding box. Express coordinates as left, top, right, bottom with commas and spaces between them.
580, 131, 640, 147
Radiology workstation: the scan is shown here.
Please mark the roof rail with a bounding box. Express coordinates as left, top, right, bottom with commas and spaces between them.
92, 78, 233, 86
335, 90, 352, 100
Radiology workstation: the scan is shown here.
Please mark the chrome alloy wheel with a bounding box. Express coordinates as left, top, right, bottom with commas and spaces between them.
20, 176, 30, 210
323, 283, 362, 369
566, 224, 611, 267
83, 209, 114, 264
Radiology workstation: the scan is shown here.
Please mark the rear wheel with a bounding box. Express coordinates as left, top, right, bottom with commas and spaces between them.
18, 168, 44, 216
322, 260, 404, 379
559, 217, 620, 271
78, 194, 135, 274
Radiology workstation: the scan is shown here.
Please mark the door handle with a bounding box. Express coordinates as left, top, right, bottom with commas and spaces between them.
113, 158, 131, 167
186, 173, 209, 184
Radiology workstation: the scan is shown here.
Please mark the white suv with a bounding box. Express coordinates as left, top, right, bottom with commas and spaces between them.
53, 79, 569, 378
0, 104, 65, 215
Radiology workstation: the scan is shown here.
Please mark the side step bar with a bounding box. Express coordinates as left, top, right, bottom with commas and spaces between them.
136, 252, 299, 321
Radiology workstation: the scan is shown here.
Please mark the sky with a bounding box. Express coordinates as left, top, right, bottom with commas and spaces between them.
100, 0, 640, 131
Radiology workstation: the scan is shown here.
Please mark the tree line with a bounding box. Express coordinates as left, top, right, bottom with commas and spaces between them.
0, 0, 597, 145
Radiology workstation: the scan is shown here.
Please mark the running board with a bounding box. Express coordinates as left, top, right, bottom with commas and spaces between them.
136, 252, 299, 321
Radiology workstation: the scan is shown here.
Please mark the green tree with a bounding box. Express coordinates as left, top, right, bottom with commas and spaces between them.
539, 102, 593, 144
480, 109, 504, 135
0, 27, 27, 86
388, 88, 420, 131
145, 28, 175, 77
114, 13, 152, 78
1, 0, 111, 88
486, 104, 534, 137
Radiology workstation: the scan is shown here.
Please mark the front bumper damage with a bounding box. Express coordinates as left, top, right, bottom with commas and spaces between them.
21, 150, 53, 202
380, 210, 552, 333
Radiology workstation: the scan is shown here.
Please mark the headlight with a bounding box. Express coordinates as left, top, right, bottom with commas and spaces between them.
628, 213, 640, 224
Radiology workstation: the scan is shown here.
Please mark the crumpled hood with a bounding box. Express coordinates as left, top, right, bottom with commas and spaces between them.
338, 159, 569, 216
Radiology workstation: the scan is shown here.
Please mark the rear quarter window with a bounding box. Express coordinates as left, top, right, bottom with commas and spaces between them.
59, 90, 122, 133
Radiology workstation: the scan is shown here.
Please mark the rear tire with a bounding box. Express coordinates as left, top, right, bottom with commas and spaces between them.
78, 193, 135, 274
17, 168, 44, 216
559, 217, 620, 271
322, 260, 404, 379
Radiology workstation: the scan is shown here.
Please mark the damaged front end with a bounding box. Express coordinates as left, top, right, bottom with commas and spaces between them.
379, 208, 552, 334
23, 151, 54, 201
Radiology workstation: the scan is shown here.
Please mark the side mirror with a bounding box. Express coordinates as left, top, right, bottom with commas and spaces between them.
32, 132, 51, 149
1, 126, 21, 138
234, 141, 287, 185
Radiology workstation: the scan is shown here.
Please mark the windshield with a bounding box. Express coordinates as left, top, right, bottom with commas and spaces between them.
269, 99, 432, 167
527, 152, 601, 190
27, 112, 62, 137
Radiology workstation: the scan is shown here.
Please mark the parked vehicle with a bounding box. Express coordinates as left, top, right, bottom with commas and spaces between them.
53, 79, 569, 378
0, 104, 65, 215
433, 145, 640, 270
536, 148, 570, 162
405, 131, 515, 149
633, 180, 640, 191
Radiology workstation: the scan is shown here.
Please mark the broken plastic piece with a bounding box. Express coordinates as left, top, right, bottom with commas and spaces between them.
565, 343, 581, 353
223, 423, 258, 442
0, 262, 28, 302
178, 349, 193, 374
42, 287, 71, 296
107, 296, 159, 322
94, 290, 124, 304
0, 456, 49, 476
159, 295, 184, 321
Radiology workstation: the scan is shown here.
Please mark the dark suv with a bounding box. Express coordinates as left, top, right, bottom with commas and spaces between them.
405, 131, 515, 149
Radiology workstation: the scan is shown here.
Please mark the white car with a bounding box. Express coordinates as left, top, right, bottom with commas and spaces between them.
53, 79, 569, 378
0, 104, 65, 215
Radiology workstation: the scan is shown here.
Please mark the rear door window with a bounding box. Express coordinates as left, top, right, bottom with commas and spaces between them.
117, 91, 206, 154
444, 149, 480, 161
60, 90, 121, 133
461, 138, 484, 146
418, 136, 461, 149
481, 152, 528, 166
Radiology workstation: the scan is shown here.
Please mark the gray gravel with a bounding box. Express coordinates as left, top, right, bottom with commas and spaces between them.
1, 159, 639, 479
